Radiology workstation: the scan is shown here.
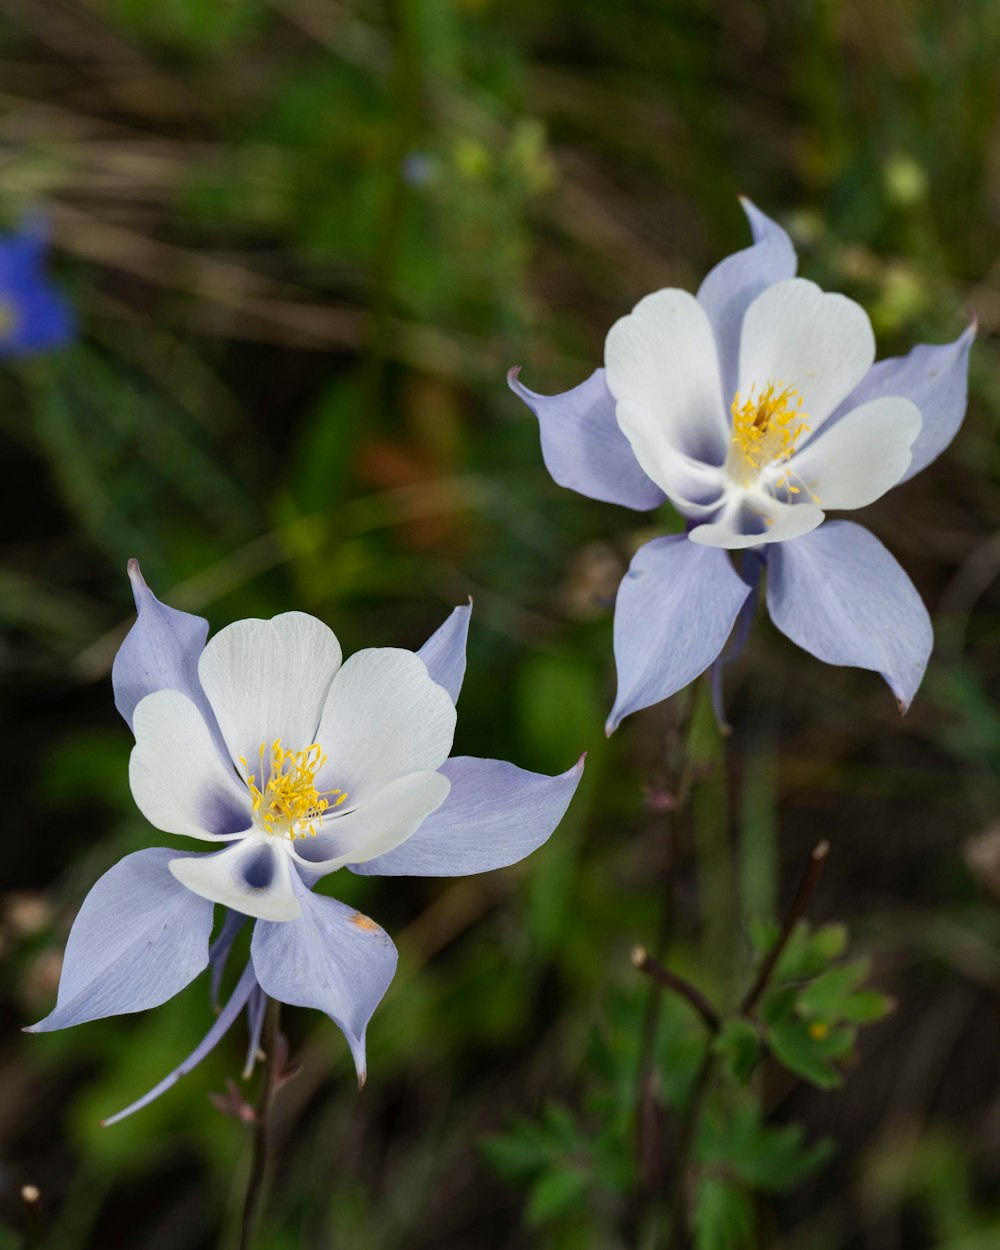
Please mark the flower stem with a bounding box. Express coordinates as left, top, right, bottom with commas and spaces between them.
629, 696, 698, 1239
238, 996, 281, 1250
740, 840, 830, 1015
665, 840, 831, 1245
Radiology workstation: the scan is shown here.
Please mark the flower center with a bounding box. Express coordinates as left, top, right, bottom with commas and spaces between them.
725, 381, 810, 488
240, 739, 347, 840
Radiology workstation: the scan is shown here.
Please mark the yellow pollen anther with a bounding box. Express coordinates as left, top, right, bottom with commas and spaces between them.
239, 739, 347, 840
808, 1020, 830, 1041
728, 381, 810, 487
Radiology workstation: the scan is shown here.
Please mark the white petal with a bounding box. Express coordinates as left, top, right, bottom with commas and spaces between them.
130, 690, 252, 841
314, 648, 457, 806
615, 400, 727, 515
605, 288, 729, 471
777, 396, 921, 509
291, 770, 451, 872
169, 836, 301, 922
198, 612, 343, 769
738, 279, 875, 428
689, 493, 825, 549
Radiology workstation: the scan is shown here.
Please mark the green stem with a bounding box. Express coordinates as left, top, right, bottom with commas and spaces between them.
238, 998, 282, 1250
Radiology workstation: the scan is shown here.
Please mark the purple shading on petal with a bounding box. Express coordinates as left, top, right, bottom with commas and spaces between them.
607, 535, 752, 733
350, 754, 585, 877
209, 909, 247, 1010
766, 521, 933, 711
508, 366, 665, 510
251, 876, 398, 1085
696, 198, 798, 401
112, 560, 214, 734
101, 960, 258, 1126
416, 601, 472, 703
26, 848, 215, 1033
826, 324, 975, 484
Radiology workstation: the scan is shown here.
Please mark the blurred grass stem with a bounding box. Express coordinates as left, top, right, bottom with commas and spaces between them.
238, 997, 281, 1250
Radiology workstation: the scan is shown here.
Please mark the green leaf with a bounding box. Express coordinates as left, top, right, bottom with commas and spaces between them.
713, 1018, 761, 1084
525, 1167, 590, 1227
699, 1100, 835, 1195
732, 1119, 835, 1192
767, 1019, 842, 1089
798, 958, 870, 1017
774, 921, 848, 981
693, 1176, 755, 1250
839, 989, 895, 1023
481, 1124, 550, 1182
759, 984, 797, 1027
749, 915, 781, 956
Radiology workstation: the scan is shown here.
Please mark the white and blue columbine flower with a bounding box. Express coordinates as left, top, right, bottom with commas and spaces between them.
510, 200, 974, 731
0, 220, 74, 356
28, 562, 583, 1122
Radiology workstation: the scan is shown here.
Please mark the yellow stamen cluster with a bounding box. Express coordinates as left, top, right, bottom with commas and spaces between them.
240, 739, 346, 840
728, 381, 810, 487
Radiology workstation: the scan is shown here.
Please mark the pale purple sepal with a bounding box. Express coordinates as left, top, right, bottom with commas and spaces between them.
112, 560, 211, 733
350, 754, 585, 878
26, 848, 215, 1033
828, 324, 975, 485
508, 366, 666, 510
209, 909, 247, 1009
416, 602, 472, 703
243, 984, 267, 1078
251, 876, 398, 1085
766, 521, 933, 711
696, 198, 798, 400
607, 535, 752, 733
101, 960, 257, 1126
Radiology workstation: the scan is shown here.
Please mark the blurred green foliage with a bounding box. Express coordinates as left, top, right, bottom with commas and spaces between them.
1, 0, 1000, 1247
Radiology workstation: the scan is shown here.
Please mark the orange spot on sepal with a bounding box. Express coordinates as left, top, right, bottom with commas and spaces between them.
350, 912, 380, 933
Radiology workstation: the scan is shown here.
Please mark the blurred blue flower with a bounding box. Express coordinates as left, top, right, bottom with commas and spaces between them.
510, 200, 974, 729
27, 562, 583, 1121
0, 222, 74, 357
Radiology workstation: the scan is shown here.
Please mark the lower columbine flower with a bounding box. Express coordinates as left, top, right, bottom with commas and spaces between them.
0, 219, 74, 356
27, 563, 583, 1121
510, 199, 974, 730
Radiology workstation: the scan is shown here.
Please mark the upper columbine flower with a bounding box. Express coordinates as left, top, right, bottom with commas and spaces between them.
0, 220, 74, 357
510, 199, 974, 730
28, 562, 583, 1121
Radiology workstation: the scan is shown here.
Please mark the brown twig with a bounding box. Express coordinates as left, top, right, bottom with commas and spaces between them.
631, 946, 721, 1034
740, 840, 830, 1016
20, 1185, 40, 1250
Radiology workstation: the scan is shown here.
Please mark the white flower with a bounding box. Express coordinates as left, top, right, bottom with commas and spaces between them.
129, 611, 456, 922
604, 278, 922, 548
